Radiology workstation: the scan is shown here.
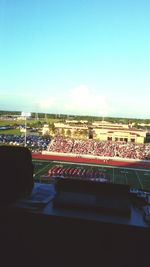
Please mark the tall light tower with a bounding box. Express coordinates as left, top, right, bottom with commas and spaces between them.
101, 115, 104, 129
35, 112, 39, 120
21, 112, 31, 147
45, 113, 48, 123
25, 116, 27, 147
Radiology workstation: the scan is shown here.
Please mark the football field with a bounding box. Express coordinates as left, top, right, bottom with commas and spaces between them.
32, 158, 150, 191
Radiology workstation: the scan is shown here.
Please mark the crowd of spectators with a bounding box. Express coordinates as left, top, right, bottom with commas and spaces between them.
1, 133, 150, 160
0, 134, 50, 152
47, 136, 150, 160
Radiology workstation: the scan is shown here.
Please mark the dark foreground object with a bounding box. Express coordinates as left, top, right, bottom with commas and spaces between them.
0, 146, 34, 203
0, 145, 149, 267
54, 178, 131, 216
0, 182, 150, 267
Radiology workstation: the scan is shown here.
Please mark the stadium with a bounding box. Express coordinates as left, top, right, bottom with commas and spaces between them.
1, 123, 150, 192
32, 137, 150, 192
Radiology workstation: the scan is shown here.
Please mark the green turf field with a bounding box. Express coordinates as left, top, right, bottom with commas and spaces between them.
32, 158, 150, 191
0, 129, 21, 135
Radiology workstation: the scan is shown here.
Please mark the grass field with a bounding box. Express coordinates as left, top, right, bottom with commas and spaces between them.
0, 118, 59, 126
32, 158, 150, 191
0, 120, 25, 126
0, 129, 21, 135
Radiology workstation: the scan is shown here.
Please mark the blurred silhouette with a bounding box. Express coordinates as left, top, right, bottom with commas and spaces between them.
0, 146, 34, 204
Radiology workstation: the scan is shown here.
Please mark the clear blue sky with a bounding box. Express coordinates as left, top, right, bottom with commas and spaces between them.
0, 0, 150, 118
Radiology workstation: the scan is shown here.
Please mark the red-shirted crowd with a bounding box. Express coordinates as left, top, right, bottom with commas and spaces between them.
47, 136, 150, 160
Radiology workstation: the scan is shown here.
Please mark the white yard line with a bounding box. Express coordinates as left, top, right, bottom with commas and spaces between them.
52, 160, 150, 172
53, 160, 106, 168
135, 171, 143, 190
34, 159, 150, 189
125, 173, 128, 185
35, 163, 51, 176
33, 159, 50, 163
113, 168, 115, 183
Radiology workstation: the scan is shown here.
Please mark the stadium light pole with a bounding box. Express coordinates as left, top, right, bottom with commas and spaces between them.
21, 112, 31, 147
24, 116, 27, 147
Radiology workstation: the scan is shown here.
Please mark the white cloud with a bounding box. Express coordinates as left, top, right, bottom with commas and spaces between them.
33, 96, 57, 112
7, 84, 142, 118
64, 85, 110, 116
0, 85, 115, 117
24, 84, 111, 116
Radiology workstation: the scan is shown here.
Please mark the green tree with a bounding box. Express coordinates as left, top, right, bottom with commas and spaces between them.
73, 129, 79, 138
66, 129, 71, 137
50, 123, 55, 134
61, 128, 65, 136
79, 129, 88, 139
